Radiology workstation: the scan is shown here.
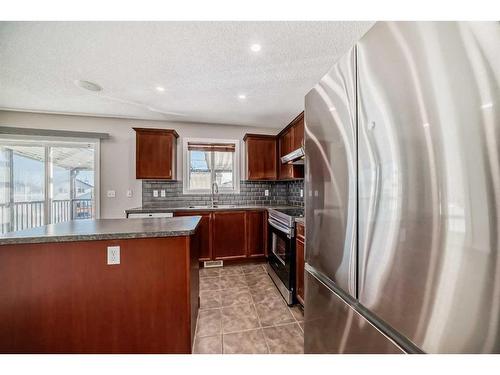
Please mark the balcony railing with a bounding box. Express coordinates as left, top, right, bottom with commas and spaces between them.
0, 199, 93, 234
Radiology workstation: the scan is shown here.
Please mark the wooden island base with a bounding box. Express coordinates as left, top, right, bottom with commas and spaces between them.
0, 235, 199, 353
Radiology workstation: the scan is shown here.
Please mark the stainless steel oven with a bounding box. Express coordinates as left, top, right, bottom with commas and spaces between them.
268, 217, 293, 265
267, 208, 303, 305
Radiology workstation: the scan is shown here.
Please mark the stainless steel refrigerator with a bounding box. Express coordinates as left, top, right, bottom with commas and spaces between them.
304, 21, 500, 354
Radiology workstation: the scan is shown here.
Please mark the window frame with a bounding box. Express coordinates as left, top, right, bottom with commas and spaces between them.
182, 137, 240, 195
0, 134, 101, 222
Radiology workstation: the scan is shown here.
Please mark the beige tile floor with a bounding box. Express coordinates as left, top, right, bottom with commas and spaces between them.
193, 263, 304, 354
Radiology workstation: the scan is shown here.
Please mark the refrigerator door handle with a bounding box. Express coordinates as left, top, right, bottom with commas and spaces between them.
358, 117, 382, 292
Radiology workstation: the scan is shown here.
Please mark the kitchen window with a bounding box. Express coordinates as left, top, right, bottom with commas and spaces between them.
0, 135, 100, 234
182, 138, 240, 194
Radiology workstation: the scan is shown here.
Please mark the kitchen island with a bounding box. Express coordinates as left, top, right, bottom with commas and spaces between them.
0, 217, 201, 354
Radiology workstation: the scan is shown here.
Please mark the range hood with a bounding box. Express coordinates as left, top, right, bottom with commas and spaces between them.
281, 147, 305, 165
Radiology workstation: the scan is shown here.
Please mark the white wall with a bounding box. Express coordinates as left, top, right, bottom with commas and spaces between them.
0, 110, 278, 218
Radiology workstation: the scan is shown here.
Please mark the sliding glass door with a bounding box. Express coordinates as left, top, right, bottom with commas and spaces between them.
0, 137, 99, 234
50, 145, 96, 223
0, 144, 46, 232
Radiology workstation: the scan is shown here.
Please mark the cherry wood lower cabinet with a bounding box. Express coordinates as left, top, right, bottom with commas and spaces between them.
296, 222, 305, 306
245, 210, 268, 258
175, 209, 268, 262
213, 211, 247, 260
0, 235, 200, 353
174, 211, 212, 261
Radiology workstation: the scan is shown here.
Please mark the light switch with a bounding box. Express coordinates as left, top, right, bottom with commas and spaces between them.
300, 189, 304, 198
160, 190, 166, 197
153, 190, 159, 198
126, 189, 133, 198
107, 190, 116, 198
107, 246, 120, 265
264, 189, 269, 197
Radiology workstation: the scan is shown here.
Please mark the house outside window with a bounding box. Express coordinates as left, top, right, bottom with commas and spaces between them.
0, 135, 100, 233
182, 138, 240, 194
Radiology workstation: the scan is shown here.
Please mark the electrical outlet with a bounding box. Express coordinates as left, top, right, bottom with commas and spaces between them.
126, 189, 133, 198
160, 190, 166, 197
264, 189, 269, 197
107, 190, 116, 198
300, 189, 303, 198
153, 190, 159, 198
107, 246, 120, 265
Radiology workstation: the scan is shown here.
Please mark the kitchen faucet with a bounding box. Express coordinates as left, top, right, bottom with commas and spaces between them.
211, 181, 219, 207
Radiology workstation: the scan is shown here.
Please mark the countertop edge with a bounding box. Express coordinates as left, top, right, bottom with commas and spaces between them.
0, 217, 202, 246
295, 217, 305, 224
0, 230, 198, 246
125, 205, 302, 214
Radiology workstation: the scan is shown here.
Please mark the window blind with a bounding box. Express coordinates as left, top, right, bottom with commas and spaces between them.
187, 142, 235, 152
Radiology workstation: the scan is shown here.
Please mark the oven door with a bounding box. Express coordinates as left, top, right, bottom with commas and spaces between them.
267, 217, 295, 290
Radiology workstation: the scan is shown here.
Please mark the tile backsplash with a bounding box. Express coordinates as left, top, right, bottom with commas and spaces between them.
142, 180, 304, 208
287, 180, 305, 207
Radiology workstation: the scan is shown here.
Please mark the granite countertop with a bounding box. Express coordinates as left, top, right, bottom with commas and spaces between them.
0, 217, 201, 246
125, 204, 300, 214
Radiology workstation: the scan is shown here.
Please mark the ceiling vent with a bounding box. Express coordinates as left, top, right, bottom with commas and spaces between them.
75, 80, 102, 92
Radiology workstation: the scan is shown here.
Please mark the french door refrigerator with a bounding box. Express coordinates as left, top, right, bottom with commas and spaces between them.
304, 21, 500, 354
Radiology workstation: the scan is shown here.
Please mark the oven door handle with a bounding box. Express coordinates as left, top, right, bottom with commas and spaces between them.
268, 218, 294, 238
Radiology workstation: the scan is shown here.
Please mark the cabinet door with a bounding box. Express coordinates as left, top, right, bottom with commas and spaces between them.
296, 233, 305, 306
174, 211, 212, 261
293, 115, 305, 150
213, 211, 246, 260
134, 128, 177, 179
245, 136, 277, 180
246, 210, 266, 258
279, 128, 294, 179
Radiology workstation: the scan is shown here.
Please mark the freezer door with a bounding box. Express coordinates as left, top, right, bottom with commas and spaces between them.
304, 269, 404, 354
357, 22, 500, 353
304, 47, 357, 297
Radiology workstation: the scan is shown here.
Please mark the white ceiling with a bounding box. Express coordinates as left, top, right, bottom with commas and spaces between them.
0, 21, 373, 128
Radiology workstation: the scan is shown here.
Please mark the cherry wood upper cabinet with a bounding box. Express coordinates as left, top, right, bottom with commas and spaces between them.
244, 134, 277, 180
278, 112, 304, 180
134, 128, 178, 179
278, 127, 294, 180
212, 211, 247, 260
292, 113, 305, 150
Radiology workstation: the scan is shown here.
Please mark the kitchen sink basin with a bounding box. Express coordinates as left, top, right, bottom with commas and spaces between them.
186, 205, 237, 209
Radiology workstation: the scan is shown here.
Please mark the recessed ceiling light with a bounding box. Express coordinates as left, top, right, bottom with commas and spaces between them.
238, 94, 247, 100
75, 80, 102, 92
156, 86, 165, 92
250, 44, 262, 52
